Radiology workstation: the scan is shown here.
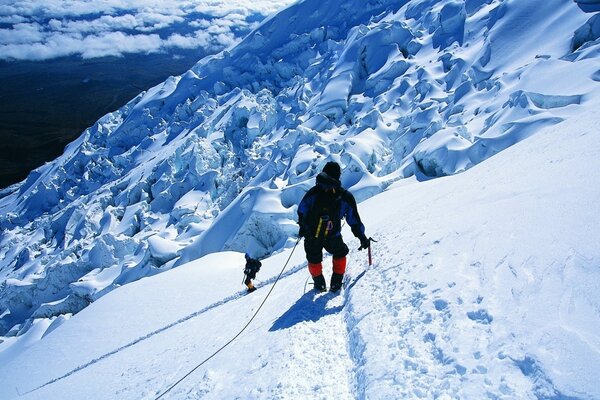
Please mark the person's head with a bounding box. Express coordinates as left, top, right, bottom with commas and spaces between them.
316, 161, 342, 192
322, 161, 341, 181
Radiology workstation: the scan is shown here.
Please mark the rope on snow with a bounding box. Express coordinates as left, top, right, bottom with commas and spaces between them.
154, 238, 301, 399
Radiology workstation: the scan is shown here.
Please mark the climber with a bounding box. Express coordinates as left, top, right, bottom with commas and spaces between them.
297, 161, 370, 292
243, 253, 262, 293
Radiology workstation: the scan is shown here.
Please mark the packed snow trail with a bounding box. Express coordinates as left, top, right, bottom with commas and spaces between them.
267, 288, 355, 399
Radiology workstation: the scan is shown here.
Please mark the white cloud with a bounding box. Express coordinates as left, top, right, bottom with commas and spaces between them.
0, 15, 27, 24
189, 19, 212, 29
0, 28, 241, 61
0, 0, 296, 61
80, 32, 164, 58
133, 12, 186, 32
164, 29, 238, 52
165, 32, 211, 50
211, 32, 237, 49
50, 15, 141, 34
0, 23, 45, 45
41, 13, 186, 34
0, 31, 165, 60
0, 5, 20, 17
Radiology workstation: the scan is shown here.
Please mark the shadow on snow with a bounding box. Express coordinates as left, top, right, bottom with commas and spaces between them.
269, 291, 343, 331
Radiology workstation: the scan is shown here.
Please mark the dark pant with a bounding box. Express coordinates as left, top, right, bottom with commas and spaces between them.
304, 235, 349, 264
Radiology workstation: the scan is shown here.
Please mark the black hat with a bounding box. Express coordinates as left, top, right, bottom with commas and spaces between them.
322, 161, 341, 180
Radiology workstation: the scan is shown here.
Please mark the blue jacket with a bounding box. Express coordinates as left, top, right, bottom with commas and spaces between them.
298, 172, 365, 240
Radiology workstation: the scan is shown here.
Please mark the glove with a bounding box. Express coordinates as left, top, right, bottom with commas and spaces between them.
358, 235, 370, 250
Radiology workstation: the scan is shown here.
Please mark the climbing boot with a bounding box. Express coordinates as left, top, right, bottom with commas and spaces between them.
330, 273, 344, 292
313, 274, 327, 292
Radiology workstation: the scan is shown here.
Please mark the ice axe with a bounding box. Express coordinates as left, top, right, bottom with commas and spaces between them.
359, 237, 377, 266
367, 237, 377, 266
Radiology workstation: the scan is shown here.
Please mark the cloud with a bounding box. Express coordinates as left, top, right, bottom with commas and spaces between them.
48, 15, 142, 34
0, 15, 27, 24
0, 32, 165, 60
0, 0, 295, 61
164, 31, 236, 52
0, 23, 45, 45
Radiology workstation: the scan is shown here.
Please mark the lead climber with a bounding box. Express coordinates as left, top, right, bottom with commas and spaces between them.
297, 161, 370, 292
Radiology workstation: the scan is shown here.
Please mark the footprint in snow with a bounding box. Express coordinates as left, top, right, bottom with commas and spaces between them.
433, 299, 449, 311
467, 309, 493, 324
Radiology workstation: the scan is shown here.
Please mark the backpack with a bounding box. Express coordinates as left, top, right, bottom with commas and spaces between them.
306, 188, 342, 240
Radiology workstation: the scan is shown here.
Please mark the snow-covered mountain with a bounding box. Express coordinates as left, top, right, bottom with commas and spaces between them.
1, 0, 599, 398
2, 109, 599, 399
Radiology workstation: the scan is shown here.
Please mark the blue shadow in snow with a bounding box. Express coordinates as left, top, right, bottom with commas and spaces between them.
269, 291, 343, 331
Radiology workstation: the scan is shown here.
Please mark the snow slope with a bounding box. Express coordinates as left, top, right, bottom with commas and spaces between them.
1, 0, 600, 392
0, 94, 598, 399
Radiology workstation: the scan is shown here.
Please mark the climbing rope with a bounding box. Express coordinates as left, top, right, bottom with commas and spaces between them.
154, 238, 301, 399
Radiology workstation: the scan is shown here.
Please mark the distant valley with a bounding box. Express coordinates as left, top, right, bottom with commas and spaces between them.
0, 51, 203, 188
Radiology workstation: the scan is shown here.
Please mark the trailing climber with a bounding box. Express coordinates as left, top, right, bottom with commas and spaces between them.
297, 161, 370, 292
243, 253, 262, 293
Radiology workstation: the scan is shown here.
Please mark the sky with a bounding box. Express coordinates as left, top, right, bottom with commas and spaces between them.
0, 0, 295, 61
